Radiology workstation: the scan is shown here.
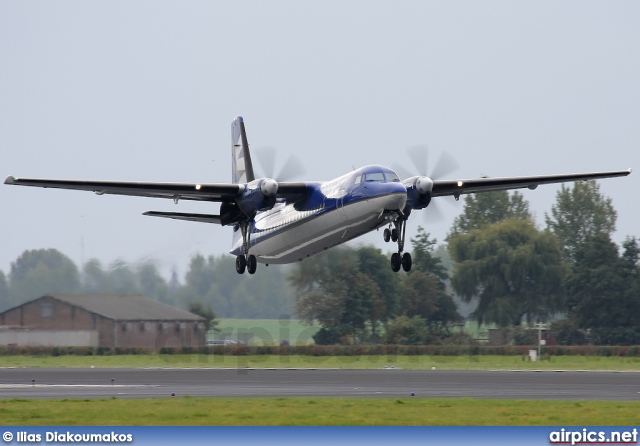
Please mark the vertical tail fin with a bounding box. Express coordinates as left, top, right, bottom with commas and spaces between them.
231, 116, 255, 184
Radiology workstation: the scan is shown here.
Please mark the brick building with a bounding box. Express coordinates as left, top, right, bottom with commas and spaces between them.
0, 294, 206, 350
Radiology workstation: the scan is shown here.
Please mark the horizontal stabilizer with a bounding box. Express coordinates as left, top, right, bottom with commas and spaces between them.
143, 211, 222, 224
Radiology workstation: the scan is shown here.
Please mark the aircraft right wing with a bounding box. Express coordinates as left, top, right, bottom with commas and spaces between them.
431, 169, 632, 198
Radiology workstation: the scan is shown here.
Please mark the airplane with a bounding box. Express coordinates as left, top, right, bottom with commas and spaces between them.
5, 116, 632, 275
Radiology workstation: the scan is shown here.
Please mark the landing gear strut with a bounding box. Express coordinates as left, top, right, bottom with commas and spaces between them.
386, 216, 411, 273
235, 222, 258, 275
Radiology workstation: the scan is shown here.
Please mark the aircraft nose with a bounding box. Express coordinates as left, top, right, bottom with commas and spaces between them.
382, 182, 408, 210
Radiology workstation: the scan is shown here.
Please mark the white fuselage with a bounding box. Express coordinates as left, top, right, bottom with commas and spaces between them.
230, 190, 407, 264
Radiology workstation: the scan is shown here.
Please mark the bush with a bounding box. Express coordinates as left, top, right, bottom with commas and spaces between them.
313, 327, 341, 345
550, 320, 588, 346
587, 327, 640, 346
3, 343, 640, 357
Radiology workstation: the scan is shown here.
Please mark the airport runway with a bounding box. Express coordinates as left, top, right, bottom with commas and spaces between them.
0, 368, 639, 400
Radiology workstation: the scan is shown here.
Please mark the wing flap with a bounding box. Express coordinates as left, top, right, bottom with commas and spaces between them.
431, 169, 631, 197
4, 176, 242, 202
143, 211, 222, 224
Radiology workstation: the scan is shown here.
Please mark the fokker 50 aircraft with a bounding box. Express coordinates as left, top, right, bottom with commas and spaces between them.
5, 116, 632, 275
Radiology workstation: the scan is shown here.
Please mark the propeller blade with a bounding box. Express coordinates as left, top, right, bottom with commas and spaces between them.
399, 145, 461, 224
254, 146, 307, 181
277, 155, 307, 181
423, 200, 446, 223
392, 162, 412, 181
407, 145, 429, 175
431, 151, 460, 180
254, 146, 277, 179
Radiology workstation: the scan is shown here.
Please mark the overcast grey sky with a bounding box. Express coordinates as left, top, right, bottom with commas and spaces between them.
1, 1, 638, 278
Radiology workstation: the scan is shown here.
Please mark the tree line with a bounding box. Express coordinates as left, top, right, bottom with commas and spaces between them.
446, 180, 640, 345
291, 229, 463, 345
0, 250, 296, 319
291, 180, 640, 346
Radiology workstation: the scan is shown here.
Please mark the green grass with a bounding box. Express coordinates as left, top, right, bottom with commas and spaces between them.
213, 318, 320, 345
212, 319, 488, 345
2, 354, 640, 370
1, 397, 639, 426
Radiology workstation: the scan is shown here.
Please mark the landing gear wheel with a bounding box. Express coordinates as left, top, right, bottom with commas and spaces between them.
383, 228, 391, 243
391, 252, 401, 272
401, 252, 412, 272
391, 229, 398, 242
235, 255, 246, 274
247, 255, 257, 275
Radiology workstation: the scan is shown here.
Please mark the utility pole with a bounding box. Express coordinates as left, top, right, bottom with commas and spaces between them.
536, 322, 546, 358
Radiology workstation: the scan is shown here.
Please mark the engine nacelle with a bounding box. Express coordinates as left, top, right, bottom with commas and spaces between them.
260, 178, 279, 197
237, 178, 280, 218
220, 201, 243, 226
415, 176, 434, 194
403, 176, 433, 210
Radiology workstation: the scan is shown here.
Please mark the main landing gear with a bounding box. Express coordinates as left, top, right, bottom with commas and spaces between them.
235, 254, 257, 274
235, 223, 258, 275
383, 216, 412, 273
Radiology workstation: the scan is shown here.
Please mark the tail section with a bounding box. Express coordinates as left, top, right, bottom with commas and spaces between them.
231, 116, 255, 184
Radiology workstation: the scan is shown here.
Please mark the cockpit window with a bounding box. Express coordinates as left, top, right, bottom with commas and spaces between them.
355, 170, 401, 185
385, 172, 400, 182
363, 172, 385, 182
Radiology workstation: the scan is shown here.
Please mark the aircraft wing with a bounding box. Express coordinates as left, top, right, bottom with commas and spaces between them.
275, 182, 315, 203
431, 169, 632, 197
4, 176, 312, 203
4, 176, 242, 202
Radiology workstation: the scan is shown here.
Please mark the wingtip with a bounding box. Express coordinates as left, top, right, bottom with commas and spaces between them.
4, 175, 17, 185
628, 168, 633, 174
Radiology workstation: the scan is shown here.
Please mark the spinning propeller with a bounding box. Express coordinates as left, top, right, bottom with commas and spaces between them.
254, 147, 307, 182
393, 145, 460, 222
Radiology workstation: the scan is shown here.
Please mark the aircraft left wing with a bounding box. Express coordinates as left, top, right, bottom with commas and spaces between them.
4, 176, 312, 203
431, 169, 632, 198
4, 176, 242, 202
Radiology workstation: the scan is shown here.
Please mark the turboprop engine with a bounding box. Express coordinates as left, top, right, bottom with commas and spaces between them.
403, 176, 434, 210
236, 178, 280, 217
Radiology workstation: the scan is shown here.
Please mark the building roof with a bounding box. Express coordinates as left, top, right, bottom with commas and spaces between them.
43, 294, 205, 322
